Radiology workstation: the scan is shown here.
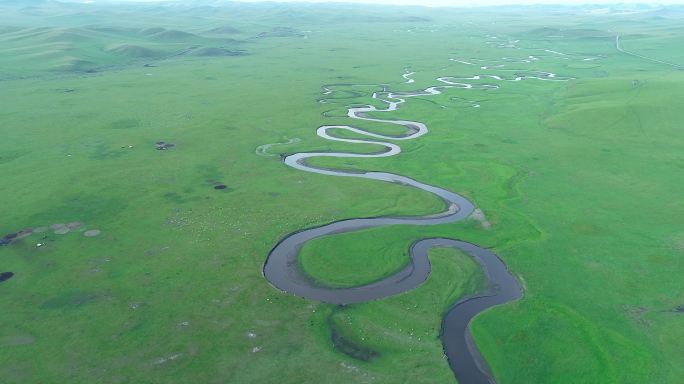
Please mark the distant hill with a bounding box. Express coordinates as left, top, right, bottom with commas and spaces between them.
183, 47, 248, 57
256, 27, 304, 38
104, 44, 166, 58
207, 26, 241, 35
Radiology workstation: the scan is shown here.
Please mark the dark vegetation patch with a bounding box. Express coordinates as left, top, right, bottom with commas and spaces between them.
197, 164, 224, 183
105, 44, 165, 58
40, 290, 98, 309
207, 179, 233, 191
207, 26, 241, 34
330, 328, 379, 362
140, 27, 199, 41
0, 228, 28, 246
0, 150, 28, 165
41, 28, 91, 43
0, 334, 35, 346
89, 142, 127, 159
163, 192, 201, 204
89, 26, 138, 34
0, 272, 14, 282
321, 109, 342, 118
16, 228, 33, 239
139, 27, 166, 35
152, 30, 197, 41
326, 307, 379, 362
54, 58, 97, 73
28, 195, 126, 224
184, 47, 248, 57
257, 27, 304, 38
155, 141, 175, 150
110, 118, 141, 129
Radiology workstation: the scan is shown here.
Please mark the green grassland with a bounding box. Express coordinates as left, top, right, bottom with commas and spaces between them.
1, 1, 683, 383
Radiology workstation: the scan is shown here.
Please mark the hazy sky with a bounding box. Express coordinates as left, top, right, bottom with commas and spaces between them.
227, 0, 683, 6
122, 0, 684, 6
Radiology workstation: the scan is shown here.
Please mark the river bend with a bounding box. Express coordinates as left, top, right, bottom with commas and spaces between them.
261, 73, 552, 382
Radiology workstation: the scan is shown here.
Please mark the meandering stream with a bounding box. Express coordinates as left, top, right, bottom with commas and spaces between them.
261, 72, 565, 382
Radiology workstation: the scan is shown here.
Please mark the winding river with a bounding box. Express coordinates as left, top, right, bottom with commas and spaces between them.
261, 73, 557, 382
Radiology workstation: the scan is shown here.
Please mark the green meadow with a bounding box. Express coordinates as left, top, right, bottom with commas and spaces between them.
1, 1, 683, 383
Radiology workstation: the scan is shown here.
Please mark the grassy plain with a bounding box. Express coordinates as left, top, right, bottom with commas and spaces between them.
1, 1, 683, 383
